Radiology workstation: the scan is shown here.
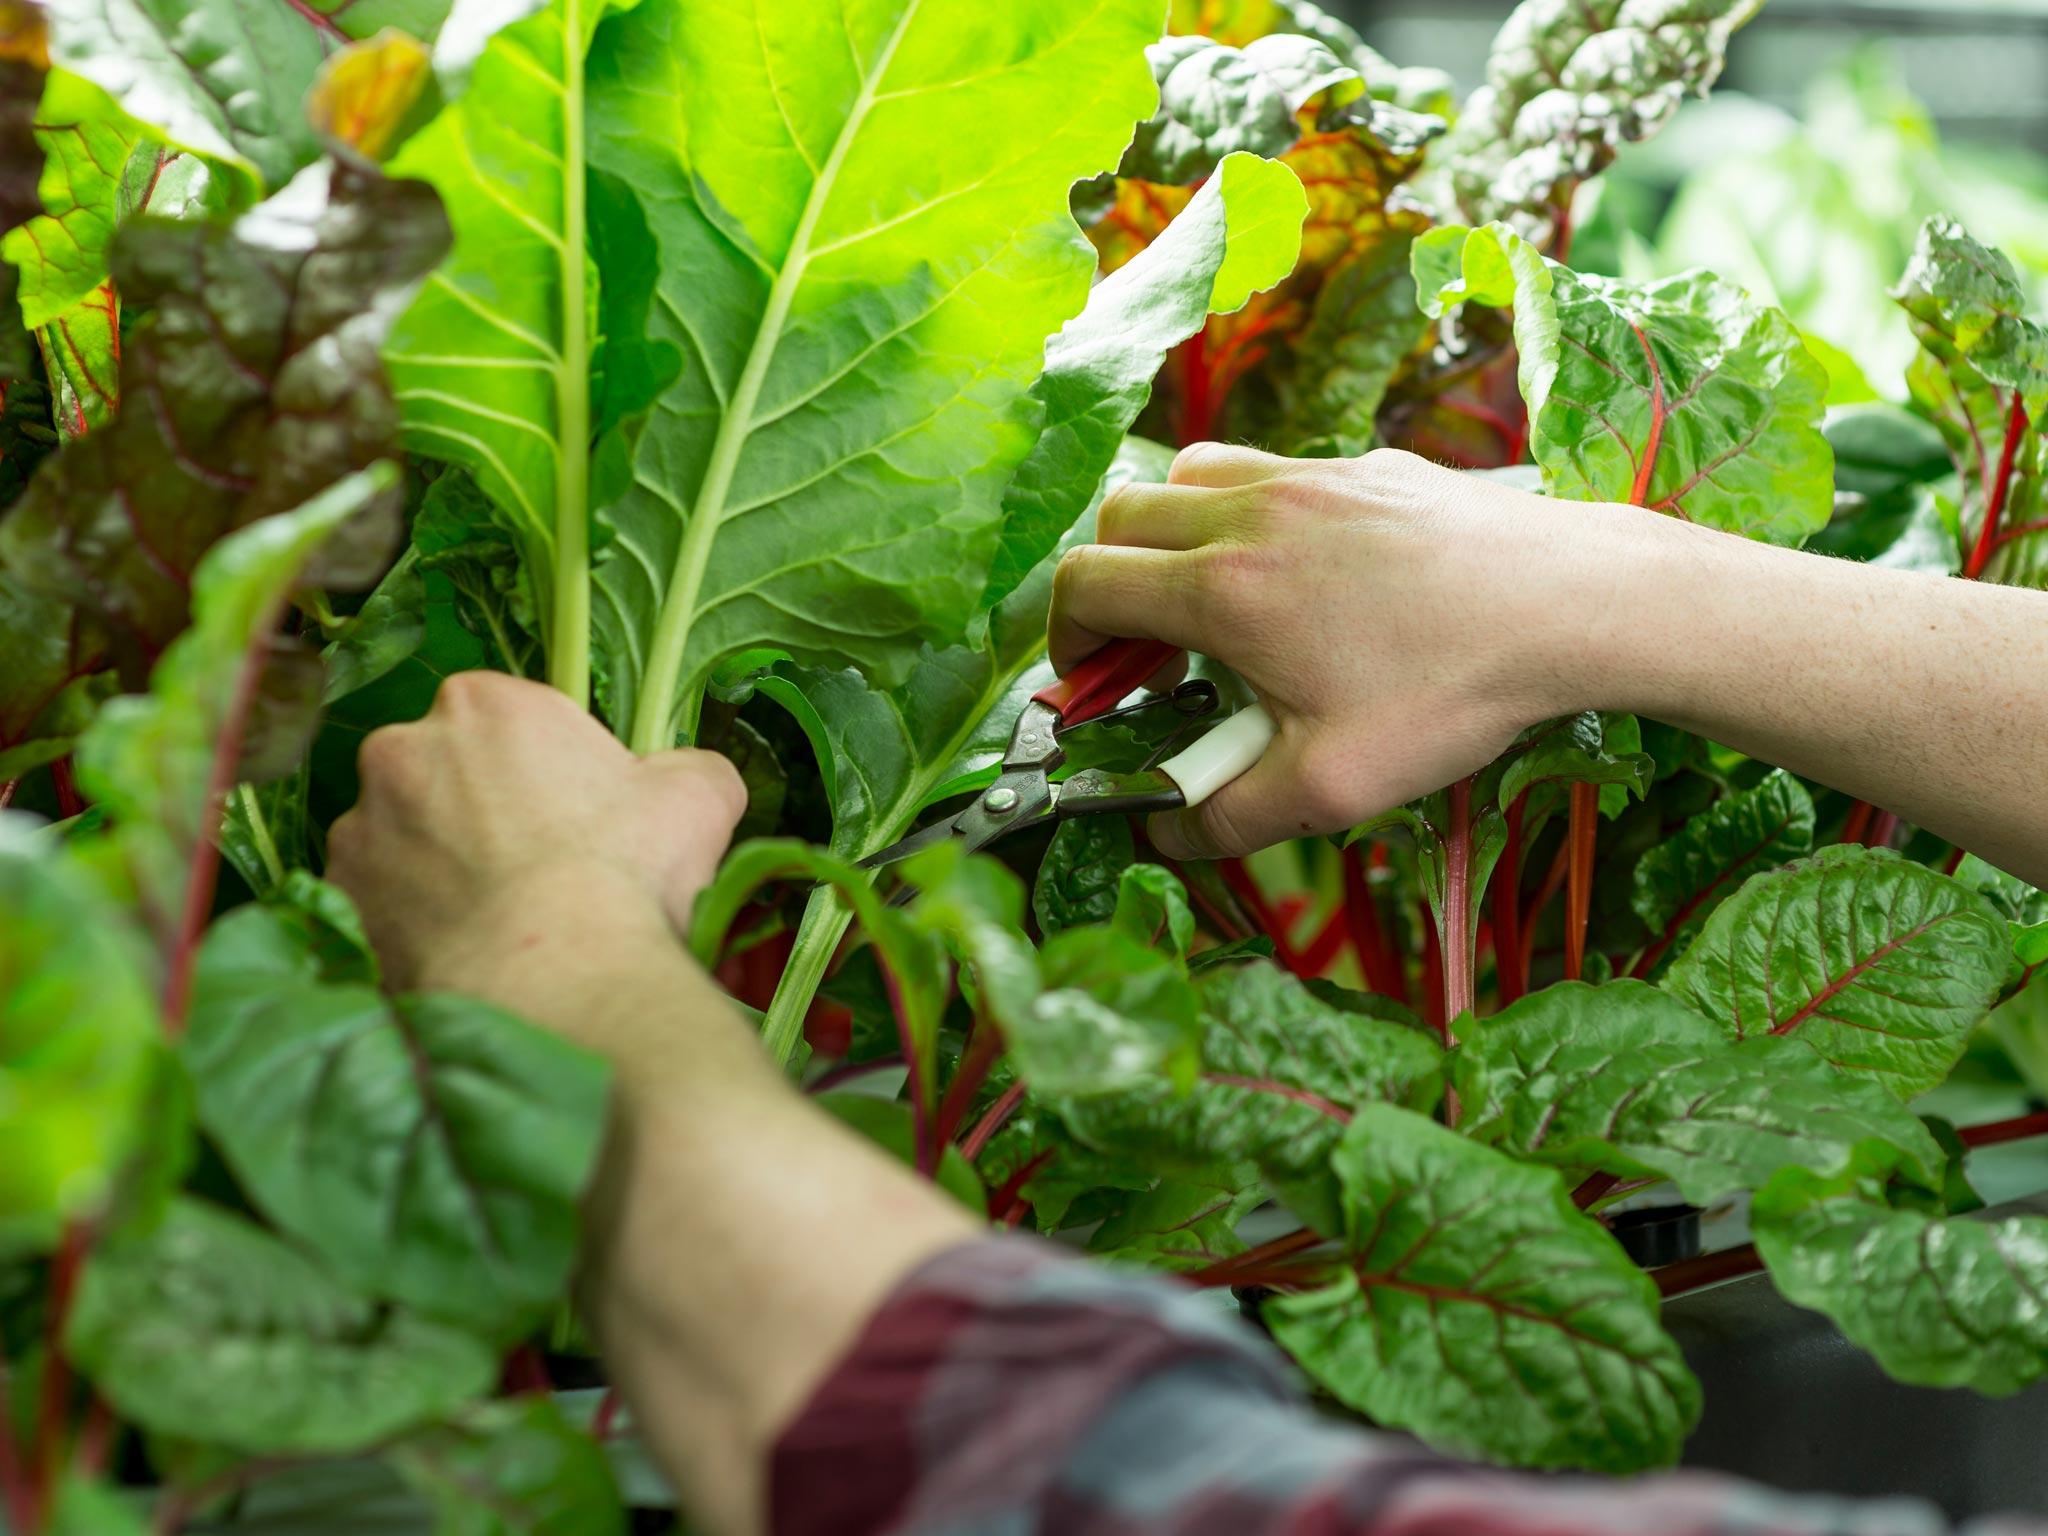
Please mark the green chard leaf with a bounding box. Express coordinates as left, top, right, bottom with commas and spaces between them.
1033, 815, 1136, 938
0, 823, 168, 1257
184, 895, 612, 1342
1452, 981, 1945, 1206
1111, 863, 1197, 959
391, 1396, 626, 1536
1630, 768, 1815, 974
813, 1092, 987, 1216
582, 0, 1179, 752
1085, 1176, 1261, 1274
1892, 218, 2048, 589
1052, 960, 1441, 1181
4, 69, 234, 438
1003, 923, 1205, 1102
68, 1197, 496, 1456
383, 0, 650, 705
1660, 846, 2008, 1099
1753, 1168, 2048, 1395
1416, 221, 1833, 541
1266, 1104, 1699, 1473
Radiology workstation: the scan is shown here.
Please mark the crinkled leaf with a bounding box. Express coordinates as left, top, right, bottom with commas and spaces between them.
1122, 34, 1356, 185
1661, 847, 2008, 1098
1086, 1176, 1260, 1273
583, 0, 1161, 750
1266, 1104, 1699, 1473
986, 150, 1305, 604
185, 896, 611, 1341
1753, 1168, 2048, 1395
74, 468, 395, 938
1893, 215, 2048, 423
1494, 710, 1651, 822
0, 161, 447, 687
1453, 981, 1944, 1205
68, 1198, 496, 1455
45, 0, 324, 198
1953, 854, 2048, 972
1418, 222, 1834, 541
1631, 767, 1814, 964
1435, 0, 1753, 236
1033, 815, 1135, 938
1112, 863, 1196, 959
0, 825, 166, 1257
1057, 961, 1441, 1180
392, 1396, 625, 1536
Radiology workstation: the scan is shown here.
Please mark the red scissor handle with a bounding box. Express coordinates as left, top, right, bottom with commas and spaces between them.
1032, 637, 1182, 727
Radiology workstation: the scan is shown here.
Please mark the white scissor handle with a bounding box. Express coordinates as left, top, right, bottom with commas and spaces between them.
1156, 703, 1276, 807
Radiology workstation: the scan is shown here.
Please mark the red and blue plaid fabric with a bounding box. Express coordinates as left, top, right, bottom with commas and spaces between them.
772, 1236, 2045, 1536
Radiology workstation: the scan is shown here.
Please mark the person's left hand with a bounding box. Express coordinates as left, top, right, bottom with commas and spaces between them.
326, 672, 746, 993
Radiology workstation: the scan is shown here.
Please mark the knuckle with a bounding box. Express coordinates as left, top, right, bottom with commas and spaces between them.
355, 723, 413, 784
1187, 539, 1272, 617
434, 668, 495, 709
1052, 543, 1104, 607
1168, 441, 1230, 485
1094, 484, 1141, 544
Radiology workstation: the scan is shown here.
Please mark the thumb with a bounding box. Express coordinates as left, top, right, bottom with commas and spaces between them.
1147, 730, 1318, 862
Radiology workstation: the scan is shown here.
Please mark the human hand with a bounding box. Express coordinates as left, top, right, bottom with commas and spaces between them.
327, 671, 746, 993
1049, 445, 1613, 859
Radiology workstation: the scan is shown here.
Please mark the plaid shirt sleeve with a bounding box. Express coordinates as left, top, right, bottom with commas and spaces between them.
770, 1235, 2046, 1536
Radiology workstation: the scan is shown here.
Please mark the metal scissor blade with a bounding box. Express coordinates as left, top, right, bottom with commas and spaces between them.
853, 813, 969, 871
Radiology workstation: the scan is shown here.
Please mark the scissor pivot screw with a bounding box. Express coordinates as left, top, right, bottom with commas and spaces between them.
981, 786, 1020, 814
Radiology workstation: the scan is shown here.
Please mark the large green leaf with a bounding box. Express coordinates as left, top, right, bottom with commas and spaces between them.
1266, 1104, 1699, 1473
186, 897, 611, 1341
583, 0, 1164, 752
383, 0, 645, 704
0, 825, 165, 1256
1453, 981, 1943, 1205
1629, 767, 1814, 971
1753, 1168, 2048, 1394
984, 149, 1306, 605
1417, 222, 1832, 540
391, 1395, 625, 1536
68, 1198, 496, 1455
75, 467, 396, 942
0, 160, 447, 689
1003, 924, 1205, 1102
1057, 961, 1441, 1180
1661, 847, 2008, 1099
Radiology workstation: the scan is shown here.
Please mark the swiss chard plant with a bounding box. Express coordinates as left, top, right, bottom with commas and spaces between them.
5, 0, 2048, 1526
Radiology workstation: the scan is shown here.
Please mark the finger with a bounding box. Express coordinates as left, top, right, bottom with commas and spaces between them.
639, 749, 750, 926
1048, 543, 1210, 674
1169, 440, 1297, 489
1147, 728, 1319, 861
1095, 479, 1253, 551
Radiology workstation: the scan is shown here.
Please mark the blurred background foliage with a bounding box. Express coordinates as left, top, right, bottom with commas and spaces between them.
1349, 0, 2048, 403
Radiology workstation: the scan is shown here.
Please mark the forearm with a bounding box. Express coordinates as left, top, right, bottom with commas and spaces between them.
428, 872, 975, 1536
1568, 503, 2048, 884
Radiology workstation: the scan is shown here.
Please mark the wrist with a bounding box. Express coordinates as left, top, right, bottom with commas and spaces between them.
412, 859, 679, 1003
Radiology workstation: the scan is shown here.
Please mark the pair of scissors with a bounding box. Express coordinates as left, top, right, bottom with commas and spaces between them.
857, 636, 1277, 874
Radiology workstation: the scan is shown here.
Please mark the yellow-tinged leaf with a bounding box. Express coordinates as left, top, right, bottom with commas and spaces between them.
309, 29, 433, 161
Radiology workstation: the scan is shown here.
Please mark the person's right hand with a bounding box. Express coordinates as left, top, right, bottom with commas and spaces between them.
1049, 445, 1618, 860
